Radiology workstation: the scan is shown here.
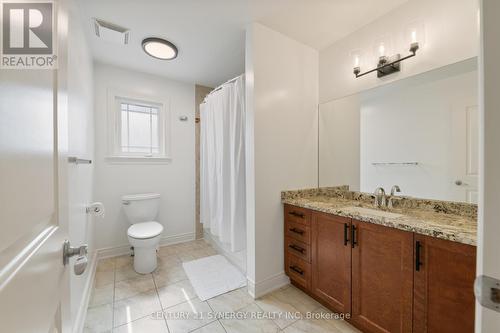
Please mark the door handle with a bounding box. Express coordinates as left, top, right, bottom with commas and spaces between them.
351, 225, 357, 248
415, 240, 422, 271
288, 244, 306, 254
289, 265, 304, 275
68, 156, 92, 164
475, 275, 500, 313
289, 227, 304, 235
344, 223, 350, 246
288, 211, 305, 218
63, 240, 88, 276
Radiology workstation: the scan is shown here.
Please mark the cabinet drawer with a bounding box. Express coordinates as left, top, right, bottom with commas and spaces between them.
284, 205, 310, 226
285, 237, 311, 263
285, 220, 311, 244
285, 253, 311, 290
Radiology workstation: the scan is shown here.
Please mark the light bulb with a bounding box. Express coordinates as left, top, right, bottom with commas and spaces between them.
353, 55, 360, 67
378, 43, 385, 57
411, 30, 417, 43
406, 21, 425, 48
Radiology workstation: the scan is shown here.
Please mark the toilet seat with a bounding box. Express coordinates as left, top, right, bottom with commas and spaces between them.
128, 221, 163, 239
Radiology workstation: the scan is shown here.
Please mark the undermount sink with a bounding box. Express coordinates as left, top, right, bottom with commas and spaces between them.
342, 206, 403, 219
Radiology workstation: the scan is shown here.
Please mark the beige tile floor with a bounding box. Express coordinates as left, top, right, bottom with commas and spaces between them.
84, 240, 361, 333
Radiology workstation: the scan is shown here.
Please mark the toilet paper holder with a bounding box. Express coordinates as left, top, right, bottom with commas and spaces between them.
86, 202, 105, 217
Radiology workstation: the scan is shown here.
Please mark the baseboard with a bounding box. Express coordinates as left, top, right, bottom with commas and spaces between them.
247, 277, 256, 298
248, 272, 290, 299
96, 244, 131, 259
159, 232, 195, 247
96, 232, 196, 259
73, 250, 98, 333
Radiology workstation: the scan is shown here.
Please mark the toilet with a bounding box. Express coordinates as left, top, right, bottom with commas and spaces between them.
122, 193, 163, 274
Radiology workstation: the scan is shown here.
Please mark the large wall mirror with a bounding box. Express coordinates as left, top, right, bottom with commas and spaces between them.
319, 58, 478, 203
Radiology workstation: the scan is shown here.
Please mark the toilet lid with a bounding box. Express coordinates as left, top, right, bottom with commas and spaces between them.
128, 221, 163, 239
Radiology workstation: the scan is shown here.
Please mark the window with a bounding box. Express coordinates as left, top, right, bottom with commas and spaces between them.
108, 92, 170, 162
120, 101, 160, 155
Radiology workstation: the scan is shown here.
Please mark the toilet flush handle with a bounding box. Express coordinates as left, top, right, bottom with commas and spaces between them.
123, 200, 131, 205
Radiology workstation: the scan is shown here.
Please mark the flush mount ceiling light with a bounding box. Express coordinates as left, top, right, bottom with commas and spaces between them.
142, 37, 178, 60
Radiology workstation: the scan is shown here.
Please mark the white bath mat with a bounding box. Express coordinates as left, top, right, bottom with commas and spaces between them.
182, 254, 247, 301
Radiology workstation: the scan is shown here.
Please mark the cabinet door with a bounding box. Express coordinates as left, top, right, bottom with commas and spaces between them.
351, 220, 413, 333
311, 212, 352, 314
413, 235, 476, 333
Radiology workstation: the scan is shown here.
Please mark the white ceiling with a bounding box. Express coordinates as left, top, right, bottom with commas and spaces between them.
79, 0, 408, 87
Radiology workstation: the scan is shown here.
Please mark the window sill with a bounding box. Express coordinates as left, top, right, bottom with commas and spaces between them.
105, 156, 172, 164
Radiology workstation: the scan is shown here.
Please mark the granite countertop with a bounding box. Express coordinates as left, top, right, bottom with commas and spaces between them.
281, 186, 477, 246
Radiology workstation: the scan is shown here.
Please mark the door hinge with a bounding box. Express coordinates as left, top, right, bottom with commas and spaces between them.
474, 275, 500, 313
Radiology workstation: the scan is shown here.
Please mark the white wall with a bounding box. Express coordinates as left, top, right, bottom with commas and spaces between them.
360, 64, 477, 200
245, 23, 318, 297
319, 0, 479, 103
66, 0, 95, 330
93, 63, 195, 251
477, 0, 500, 330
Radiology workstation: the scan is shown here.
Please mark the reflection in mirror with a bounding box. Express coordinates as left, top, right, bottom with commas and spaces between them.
319, 58, 478, 203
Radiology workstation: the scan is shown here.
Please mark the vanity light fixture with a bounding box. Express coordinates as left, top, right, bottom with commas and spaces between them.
142, 37, 178, 60
353, 28, 421, 78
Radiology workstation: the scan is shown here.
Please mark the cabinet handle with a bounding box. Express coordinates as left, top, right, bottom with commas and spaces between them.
289, 265, 304, 275
416, 240, 422, 271
289, 211, 305, 218
289, 227, 305, 235
289, 244, 306, 254
351, 225, 357, 248
344, 223, 350, 246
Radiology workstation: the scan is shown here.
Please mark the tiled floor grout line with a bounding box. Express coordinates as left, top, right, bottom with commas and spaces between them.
111, 256, 183, 331
202, 298, 224, 332
113, 313, 157, 330
111, 261, 116, 332
217, 319, 228, 333
251, 300, 287, 330
204, 299, 229, 333
112, 256, 157, 330
185, 318, 218, 333
151, 268, 171, 333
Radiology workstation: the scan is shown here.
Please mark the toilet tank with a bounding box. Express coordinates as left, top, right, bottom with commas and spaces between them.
122, 193, 160, 224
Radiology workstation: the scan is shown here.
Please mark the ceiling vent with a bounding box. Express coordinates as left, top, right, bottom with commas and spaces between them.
93, 18, 130, 45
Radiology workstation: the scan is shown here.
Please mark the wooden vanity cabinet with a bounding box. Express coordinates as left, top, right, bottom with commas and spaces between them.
350, 219, 414, 333
283, 205, 476, 333
413, 235, 476, 333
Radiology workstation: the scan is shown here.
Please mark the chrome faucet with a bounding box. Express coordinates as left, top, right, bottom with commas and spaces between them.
388, 185, 402, 208
373, 187, 386, 208
390, 185, 401, 196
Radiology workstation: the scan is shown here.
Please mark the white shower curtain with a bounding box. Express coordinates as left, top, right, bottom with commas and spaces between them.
200, 75, 246, 252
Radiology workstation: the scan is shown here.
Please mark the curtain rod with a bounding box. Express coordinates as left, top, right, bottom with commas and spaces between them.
201, 73, 245, 105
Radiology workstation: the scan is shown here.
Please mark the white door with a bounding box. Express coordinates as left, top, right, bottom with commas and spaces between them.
451, 104, 479, 204
0, 1, 73, 332
477, 0, 500, 331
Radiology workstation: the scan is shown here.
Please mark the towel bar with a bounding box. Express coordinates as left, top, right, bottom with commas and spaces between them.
68, 156, 92, 164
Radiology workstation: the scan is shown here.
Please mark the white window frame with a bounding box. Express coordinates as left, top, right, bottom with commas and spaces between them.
106, 89, 171, 163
